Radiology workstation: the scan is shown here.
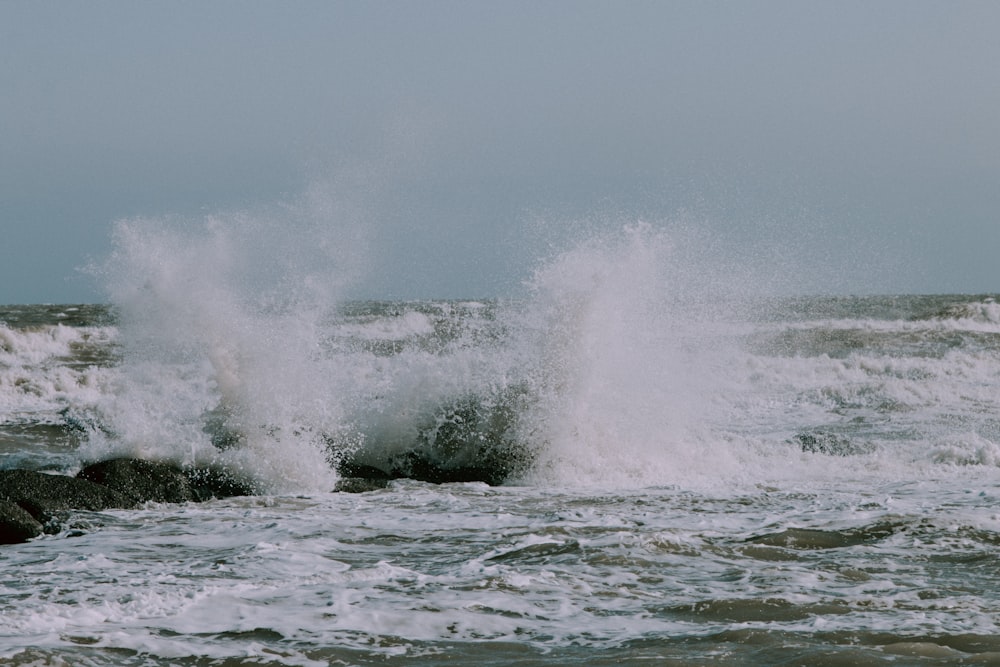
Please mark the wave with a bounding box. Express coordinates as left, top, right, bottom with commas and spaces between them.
926, 296, 1000, 325
0, 323, 115, 368
0, 323, 117, 419
7, 209, 1000, 492
68, 215, 763, 490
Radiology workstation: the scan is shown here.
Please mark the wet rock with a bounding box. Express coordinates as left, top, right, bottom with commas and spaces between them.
0, 469, 136, 521
78, 458, 256, 504
0, 458, 257, 545
201, 405, 244, 450
183, 466, 257, 501
331, 390, 534, 487
0, 468, 137, 543
388, 450, 509, 485
335, 462, 392, 481
335, 450, 515, 486
78, 458, 195, 504
0, 500, 43, 544
333, 477, 391, 493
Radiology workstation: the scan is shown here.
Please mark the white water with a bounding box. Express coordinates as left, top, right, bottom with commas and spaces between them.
7, 214, 1000, 493
5, 212, 1000, 664
74, 216, 788, 492
86, 208, 368, 491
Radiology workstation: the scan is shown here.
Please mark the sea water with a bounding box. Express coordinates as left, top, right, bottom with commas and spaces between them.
3, 220, 1000, 665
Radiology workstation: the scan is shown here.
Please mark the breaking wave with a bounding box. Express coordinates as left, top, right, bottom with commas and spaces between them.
6, 200, 993, 493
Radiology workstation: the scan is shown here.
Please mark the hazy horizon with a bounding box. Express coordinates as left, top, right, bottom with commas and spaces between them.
3, 1, 998, 304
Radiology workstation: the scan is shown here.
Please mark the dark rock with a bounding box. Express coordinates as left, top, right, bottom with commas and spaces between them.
78, 458, 195, 504
0, 468, 136, 542
333, 446, 523, 486
0, 457, 259, 546
335, 462, 392, 481
182, 466, 257, 501
334, 449, 517, 486
0, 469, 136, 524
388, 450, 509, 485
333, 477, 391, 493
78, 458, 256, 504
0, 500, 43, 544
330, 390, 534, 486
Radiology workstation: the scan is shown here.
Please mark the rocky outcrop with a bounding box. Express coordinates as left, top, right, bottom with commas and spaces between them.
77, 458, 196, 504
0, 458, 255, 545
0, 500, 45, 544
0, 468, 136, 518
334, 449, 520, 489
74, 458, 257, 504
0, 468, 136, 544
332, 477, 391, 493
331, 390, 534, 490
182, 465, 258, 501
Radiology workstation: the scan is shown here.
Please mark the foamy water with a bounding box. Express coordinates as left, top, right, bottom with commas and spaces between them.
3, 219, 1000, 664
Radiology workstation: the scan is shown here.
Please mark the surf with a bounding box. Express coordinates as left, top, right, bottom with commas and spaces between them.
64, 194, 1000, 494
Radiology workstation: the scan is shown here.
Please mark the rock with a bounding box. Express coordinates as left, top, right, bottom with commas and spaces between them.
0, 458, 258, 545
333, 477, 390, 493
0, 500, 43, 544
78, 458, 256, 504
335, 462, 392, 481
0, 469, 136, 524
334, 449, 516, 486
78, 458, 195, 504
388, 450, 509, 485
201, 405, 244, 450
182, 466, 257, 501
331, 390, 534, 487
0, 468, 137, 541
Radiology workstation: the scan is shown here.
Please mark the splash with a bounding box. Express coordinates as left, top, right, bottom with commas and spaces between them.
85, 191, 368, 492
84, 201, 765, 492
508, 222, 747, 486
322, 221, 759, 488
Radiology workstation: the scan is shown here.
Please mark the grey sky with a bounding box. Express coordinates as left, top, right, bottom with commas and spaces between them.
2, 1, 998, 303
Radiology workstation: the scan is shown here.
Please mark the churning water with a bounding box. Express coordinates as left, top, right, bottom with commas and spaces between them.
3, 217, 1000, 665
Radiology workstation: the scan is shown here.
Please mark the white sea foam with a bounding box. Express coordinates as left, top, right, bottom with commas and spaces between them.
61, 209, 1000, 494
0, 325, 87, 365
505, 222, 750, 487
334, 309, 436, 340
86, 200, 367, 491
8, 200, 1000, 666
8, 477, 1000, 664
0, 324, 116, 420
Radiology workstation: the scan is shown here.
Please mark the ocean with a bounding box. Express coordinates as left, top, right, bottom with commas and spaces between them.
3, 223, 1000, 665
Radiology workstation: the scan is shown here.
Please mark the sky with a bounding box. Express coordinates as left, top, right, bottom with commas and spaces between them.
2, 0, 999, 303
